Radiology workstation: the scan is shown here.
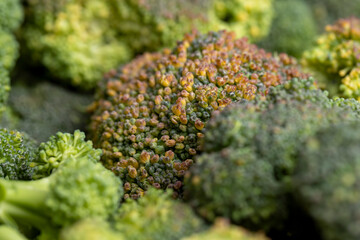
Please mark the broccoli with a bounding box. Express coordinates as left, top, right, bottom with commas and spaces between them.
21, 0, 131, 89
183, 218, 269, 240
113, 188, 204, 240
0, 225, 28, 240
59, 218, 124, 240
89, 30, 309, 199
293, 122, 360, 240
257, 0, 317, 58
0, 0, 23, 32
6, 81, 93, 142
184, 78, 360, 231
0, 128, 37, 180
0, 66, 10, 115
302, 17, 360, 98
30, 130, 102, 179
0, 31, 19, 71
0, 156, 123, 239
115, 0, 273, 54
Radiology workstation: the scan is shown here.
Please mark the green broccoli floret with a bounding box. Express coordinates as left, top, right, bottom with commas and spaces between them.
183, 218, 269, 240
89, 30, 310, 199
0, 156, 123, 238
293, 122, 360, 240
59, 218, 124, 240
185, 78, 360, 231
21, 0, 131, 89
0, 66, 10, 115
30, 130, 102, 179
0, 225, 28, 240
113, 188, 204, 240
0, 31, 19, 71
7, 81, 93, 141
0, 128, 37, 180
257, 0, 317, 58
0, 0, 23, 32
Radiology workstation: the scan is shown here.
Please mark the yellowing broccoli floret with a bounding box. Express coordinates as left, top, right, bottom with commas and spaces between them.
89, 30, 309, 199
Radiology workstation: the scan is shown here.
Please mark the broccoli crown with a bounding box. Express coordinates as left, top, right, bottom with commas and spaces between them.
0, 66, 10, 115
0, 31, 19, 71
257, 0, 317, 58
30, 130, 102, 179
183, 218, 269, 240
0, 128, 37, 180
293, 122, 360, 240
302, 17, 360, 98
0, 0, 23, 32
184, 78, 360, 231
116, 0, 273, 54
89, 30, 309, 199
7, 81, 93, 141
21, 0, 131, 89
0, 225, 28, 240
59, 218, 124, 240
113, 188, 204, 240
0, 156, 123, 236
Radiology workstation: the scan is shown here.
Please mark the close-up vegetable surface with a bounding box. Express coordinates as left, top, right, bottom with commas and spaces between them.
1, 1, 360, 239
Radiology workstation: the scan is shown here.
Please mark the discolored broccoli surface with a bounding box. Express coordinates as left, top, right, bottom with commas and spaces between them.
7, 81, 93, 142
0, 225, 28, 240
22, 0, 131, 89
113, 188, 204, 240
185, 78, 360, 231
0, 156, 123, 238
183, 218, 269, 240
302, 17, 360, 98
115, 0, 273, 54
0, 66, 10, 115
30, 130, 102, 179
89, 30, 309, 199
0, 128, 37, 180
257, 0, 317, 58
59, 218, 124, 240
293, 122, 360, 240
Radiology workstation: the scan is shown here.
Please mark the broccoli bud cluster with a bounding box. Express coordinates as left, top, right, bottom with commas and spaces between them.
89, 30, 309, 199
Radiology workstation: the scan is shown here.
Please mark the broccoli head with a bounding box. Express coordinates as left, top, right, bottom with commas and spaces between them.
293, 122, 360, 240
184, 78, 360, 231
89, 30, 309, 199
0, 128, 37, 180
22, 0, 131, 89
0, 66, 10, 115
0, 31, 19, 71
257, 0, 317, 58
30, 130, 102, 179
302, 17, 360, 98
0, 0, 23, 32
0, 156, 123, 238
113, 188, 204, 240
183, 218, 269, 240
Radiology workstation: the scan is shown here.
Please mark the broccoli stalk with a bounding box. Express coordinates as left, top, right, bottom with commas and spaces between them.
0, 225, 29, 240
0, 156, 123, 238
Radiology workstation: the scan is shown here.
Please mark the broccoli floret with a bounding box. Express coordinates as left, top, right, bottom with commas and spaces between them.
7, 81, 93, 142
183, 218, 269, 240
0, 66, 10, 115
21, 0, 131, 89
184, 78, 360, 231
257, 0, 317, 58
0, 31, 19, 71
0, 156, 123, 238
293, 122, 360, 240
89, 30, 310, 199
302, 17, 360, 98
0, 0, 23, 32
113, 188, 204, 240
59, 218, 124, 240
30, 130, 102, 179
0, 128, 37, 180
0, 225, 28, 240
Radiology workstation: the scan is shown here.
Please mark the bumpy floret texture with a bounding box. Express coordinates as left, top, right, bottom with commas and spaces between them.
293, 122, 360, 240
0, 31, 19, 71
22, 0, 131, 89
183, 218, 269, 240
7, 81, 93, 141
113, 188, 203, 240
257, 0, 316, 58
0, 128, 37, 180
185, 78, 360, 231
30, 130, 102, 179
0, 66, 10, 115
0, 0, 23, 32
114, 0, 273, 54
89, 30, 309, 199
302, 17, 360, 98
60, 218, 124, 240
